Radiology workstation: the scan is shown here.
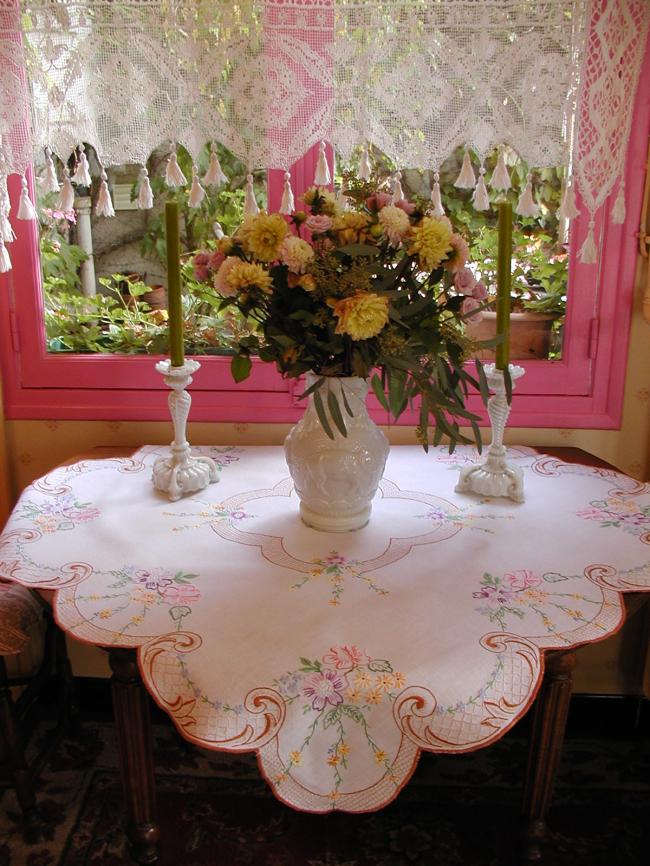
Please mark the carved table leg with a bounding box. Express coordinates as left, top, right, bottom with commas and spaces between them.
109, 648, 160, 864
521, 650, 576, 863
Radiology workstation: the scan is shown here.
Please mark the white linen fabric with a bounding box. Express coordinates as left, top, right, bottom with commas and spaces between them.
1, 445, 649, 812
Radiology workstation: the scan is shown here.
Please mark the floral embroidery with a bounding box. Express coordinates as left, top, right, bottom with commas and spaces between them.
434, 655, 505, 716
420, 504, 513, 533
18, 494, 100, 533
272, 646, 404, 795
292, 552, 388, 604
577, 496, 650, 541
70, 566, 201, 636
472, 569, 602, 637
167, 502, 252, 532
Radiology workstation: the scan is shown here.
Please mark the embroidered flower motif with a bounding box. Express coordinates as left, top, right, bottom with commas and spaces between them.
302, 670, 347, 711
323, 645, 367, 672
504, 569, 541, 590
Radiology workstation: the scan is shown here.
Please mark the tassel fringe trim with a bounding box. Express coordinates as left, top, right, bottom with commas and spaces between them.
454, 149, 476, 189
314, 141, 331, 186
137, 167, 154, 210
17, 175, 37, 220
430, 172, 445, 217
472, 167, 490, 211
188, 166, 206, 208
244, 174, 259, 215
279, 171, 295, 215
57, 169, 75, 212
43, 147, 60, 194
71, 144, 92, 187
165, 150, 187, 188
95, 169, 115, 217
204, 145, 228, 187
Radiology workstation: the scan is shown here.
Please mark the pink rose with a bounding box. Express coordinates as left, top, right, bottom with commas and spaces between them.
504, 569, 541, 590
472, 280, 488, 301
454, 267, 476, 295
461, 296, 482, 324
304, 214, 333, 234
365, 191, 392, 212
394, 198, 415, 215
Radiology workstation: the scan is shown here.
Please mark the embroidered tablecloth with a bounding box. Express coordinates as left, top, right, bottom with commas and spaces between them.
1, 445, 649, 812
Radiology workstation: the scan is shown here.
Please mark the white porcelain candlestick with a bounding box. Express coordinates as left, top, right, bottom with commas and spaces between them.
455, 363, 525, 502
153, 359, 218, 501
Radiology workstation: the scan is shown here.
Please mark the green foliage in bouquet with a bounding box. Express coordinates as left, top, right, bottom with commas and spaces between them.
191, 181, 490, 451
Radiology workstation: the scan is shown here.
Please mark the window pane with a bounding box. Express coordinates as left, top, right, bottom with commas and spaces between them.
336, 145, 568, 361
36, 143, 264, 355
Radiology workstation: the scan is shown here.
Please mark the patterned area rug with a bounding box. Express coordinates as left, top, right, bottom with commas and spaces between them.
1, 719, 649, 866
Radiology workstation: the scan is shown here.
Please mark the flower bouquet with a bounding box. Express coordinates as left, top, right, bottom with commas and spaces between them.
191, 181, 489, 452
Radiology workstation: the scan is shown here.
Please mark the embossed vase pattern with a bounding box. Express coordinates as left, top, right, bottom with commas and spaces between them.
284, 375, 389, 532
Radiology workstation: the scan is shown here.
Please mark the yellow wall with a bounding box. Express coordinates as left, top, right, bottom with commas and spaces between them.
1, 257, 649, 687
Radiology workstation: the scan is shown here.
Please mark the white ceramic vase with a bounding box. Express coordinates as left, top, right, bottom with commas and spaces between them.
284, 374, 389, 532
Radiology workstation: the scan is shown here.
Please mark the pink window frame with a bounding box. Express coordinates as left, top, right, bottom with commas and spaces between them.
0, 43, 648, 427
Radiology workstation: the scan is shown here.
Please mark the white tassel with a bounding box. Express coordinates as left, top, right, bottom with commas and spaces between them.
472, 167, 490, 211
1, 213, 15, 243
358, 144, 371, 181
391, 171, 405, 204
244, 174, 259, 215
165, 150, 187, 188
454, 148, 476, 189
579, 219, 598, 264
559, 181, 580, 220
611, 180, 626, 224
137, 167, 154, 210
213, 221, 224, 239
95, 169, 115, 217
490, 149, 511, 191
203, 145, 227, 187
314, 141, 331, 186
42, 147, 60, 194
57, 169, 75, 212
188, 166, 206, 208
71, 144, 92, 187
516, 174, 539, 218
17, 175, 37, 220
0, 238, 11, 273
430, 172, 445, 217
279, 171, 295, 215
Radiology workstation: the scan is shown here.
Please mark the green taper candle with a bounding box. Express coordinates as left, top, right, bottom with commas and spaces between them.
165, 201, 184, 367
495, 201, 512, 371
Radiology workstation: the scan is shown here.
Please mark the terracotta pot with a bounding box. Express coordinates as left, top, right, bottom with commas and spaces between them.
141, 285, 167, 310
467, 310, 558, 360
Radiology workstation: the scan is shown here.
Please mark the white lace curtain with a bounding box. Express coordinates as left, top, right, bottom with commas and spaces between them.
0, 0, 648, 267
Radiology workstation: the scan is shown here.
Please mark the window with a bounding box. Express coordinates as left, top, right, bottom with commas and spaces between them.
1, 16, 648, 430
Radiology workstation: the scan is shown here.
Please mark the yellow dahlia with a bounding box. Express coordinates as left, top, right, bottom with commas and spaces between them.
239, 212, 288, 261
408, 216, 453, 272
225, 261, 273, 294
332, 292, 390, 340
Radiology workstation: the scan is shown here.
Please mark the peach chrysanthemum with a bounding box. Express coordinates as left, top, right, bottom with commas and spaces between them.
213, 256, 241, 297
443, 233, 470, 272
331, 292, 389, 340
408, 216, 453, 272
378, 204, 410, 246
280, 235, 315, 274
239, 212, 288, 261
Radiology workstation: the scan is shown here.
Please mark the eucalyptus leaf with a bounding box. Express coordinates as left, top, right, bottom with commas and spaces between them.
313, 388, 334, 439
327, 389, 348, 437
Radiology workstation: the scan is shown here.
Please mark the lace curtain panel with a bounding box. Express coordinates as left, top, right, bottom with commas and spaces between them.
0, 0, 648, 261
